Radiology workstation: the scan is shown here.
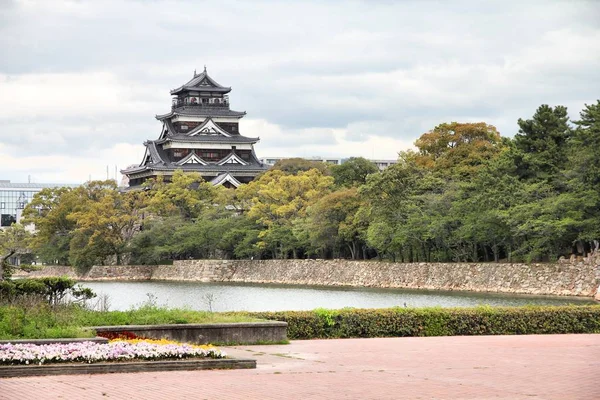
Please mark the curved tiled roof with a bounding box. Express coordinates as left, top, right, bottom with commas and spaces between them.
122, 163, 269, 175
210, 173, 242, 188
156, 135, 259, 144
146, 141, 167, 165
170, 69, 232, 95
122, 137, 265, 175
156, 107, 246, 120
175, 152, 208, 166
187, 117, 231, 137
217, 151, 249, 166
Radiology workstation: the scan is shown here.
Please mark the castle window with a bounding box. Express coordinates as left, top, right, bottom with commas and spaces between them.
173, 149, 188, 159
201, 151, 219, 160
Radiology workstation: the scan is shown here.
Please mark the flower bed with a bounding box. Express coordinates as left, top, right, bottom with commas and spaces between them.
0, 340, 226, 366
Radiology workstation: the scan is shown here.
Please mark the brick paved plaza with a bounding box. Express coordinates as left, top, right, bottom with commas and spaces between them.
2, 334, 599, 399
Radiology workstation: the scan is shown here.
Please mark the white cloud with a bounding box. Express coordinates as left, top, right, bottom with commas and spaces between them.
0, 142, 144, 184
0, 72, 162, 117
246, 118, 413, 161
0, 0, 599, 182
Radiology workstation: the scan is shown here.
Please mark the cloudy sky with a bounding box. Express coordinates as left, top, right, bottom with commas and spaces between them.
1, 0, 599, 184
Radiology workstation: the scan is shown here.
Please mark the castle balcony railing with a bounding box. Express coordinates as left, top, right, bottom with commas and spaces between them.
172, 102, 230, 110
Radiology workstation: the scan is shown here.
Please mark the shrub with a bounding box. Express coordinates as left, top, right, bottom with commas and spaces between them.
248, 305, 600, 339
0, 277, 95, 306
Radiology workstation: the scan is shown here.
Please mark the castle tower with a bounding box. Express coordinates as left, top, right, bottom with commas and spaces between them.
122, 68, 268, 188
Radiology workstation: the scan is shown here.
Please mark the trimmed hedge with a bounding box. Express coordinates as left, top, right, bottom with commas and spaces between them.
246, 306, 600, 339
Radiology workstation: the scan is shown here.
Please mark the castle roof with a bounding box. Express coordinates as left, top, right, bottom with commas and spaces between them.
123, 68, 266, 187
170, 68, 232, 95
210, 173, 242, 188
121, 139, 267, 177
156, 135, 259, 144
121, 162, 268, 176
155, 107, 246, 120
155, 117, 259, 144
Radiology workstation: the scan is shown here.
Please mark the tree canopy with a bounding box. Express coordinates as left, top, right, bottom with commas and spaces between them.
331, 157, 379, 188
15, 101, 600, 265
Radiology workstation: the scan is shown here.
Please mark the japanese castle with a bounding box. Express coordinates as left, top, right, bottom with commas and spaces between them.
122, 68, 268, 188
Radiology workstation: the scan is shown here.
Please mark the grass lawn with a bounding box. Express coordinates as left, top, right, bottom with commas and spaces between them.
0, 303, 262, 340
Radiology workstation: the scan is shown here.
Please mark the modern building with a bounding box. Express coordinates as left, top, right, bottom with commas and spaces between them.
369, 159, 398, 171
259, 156, 343, 167
0, 180, 79, 227
259, 157, 397, 170
122, 68, 268, 189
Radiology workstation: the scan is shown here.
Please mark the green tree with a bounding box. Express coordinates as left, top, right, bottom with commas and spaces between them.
144, 171, 219, 220
513, 104, 572, 184
304, 187, 366, 258
237, 168, 334, 258
22, 187, 77, 265
68, 184, 141, 269
219, 215, 264, 259
331, 157, 379, 188
0, 224, 31, 280
129, 218, 186, 265
360, 157, 426, 261
455, 151, 524, 262
413, 122, 504, 178
565, 100, 600, 253
570, 100, 600, 187
508, 185, 593, 262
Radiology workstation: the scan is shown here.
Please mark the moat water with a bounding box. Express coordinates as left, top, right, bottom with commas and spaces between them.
79, 281, 595, 312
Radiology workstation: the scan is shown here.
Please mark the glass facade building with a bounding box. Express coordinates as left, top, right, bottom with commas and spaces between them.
0, 181, 79, 227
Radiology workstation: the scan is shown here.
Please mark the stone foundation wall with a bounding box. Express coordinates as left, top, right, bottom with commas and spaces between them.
15, 259, 600, 298
12, 265, 79, 279
171, 259, 600, 297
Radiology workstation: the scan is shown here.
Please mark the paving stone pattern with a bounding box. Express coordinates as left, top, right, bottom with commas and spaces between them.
2, 334, 599, 399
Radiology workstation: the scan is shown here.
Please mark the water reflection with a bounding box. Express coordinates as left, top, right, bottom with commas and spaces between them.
79, 281, 595, 312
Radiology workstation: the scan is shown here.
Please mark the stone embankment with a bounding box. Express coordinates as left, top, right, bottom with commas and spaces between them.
15, 258, 600, 298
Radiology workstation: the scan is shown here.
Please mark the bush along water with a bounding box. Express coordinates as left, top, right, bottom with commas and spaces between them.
248, 305, 600, 339
0, 277, 95, 306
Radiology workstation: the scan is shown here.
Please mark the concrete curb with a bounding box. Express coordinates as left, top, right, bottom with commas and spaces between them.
93, 321, 288, 345
0, 358, 256, 378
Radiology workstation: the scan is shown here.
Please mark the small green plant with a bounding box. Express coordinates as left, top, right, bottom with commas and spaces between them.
314, 308, 336, 327
203, 293, 216, 312
143, 293, 158, 308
